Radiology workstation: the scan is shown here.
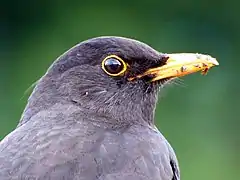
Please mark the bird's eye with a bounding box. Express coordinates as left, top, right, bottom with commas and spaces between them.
102, 55, 127, 76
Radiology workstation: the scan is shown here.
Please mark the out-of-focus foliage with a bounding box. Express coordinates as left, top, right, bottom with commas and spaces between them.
1, 1, 239, 179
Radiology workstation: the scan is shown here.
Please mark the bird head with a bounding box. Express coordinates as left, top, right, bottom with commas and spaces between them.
21, 37, 218, 126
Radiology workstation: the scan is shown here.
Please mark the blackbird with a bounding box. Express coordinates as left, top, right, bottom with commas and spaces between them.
0, 36, 218, 180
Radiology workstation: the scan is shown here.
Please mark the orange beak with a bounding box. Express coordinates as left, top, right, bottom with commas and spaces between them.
136, 53, 219, 81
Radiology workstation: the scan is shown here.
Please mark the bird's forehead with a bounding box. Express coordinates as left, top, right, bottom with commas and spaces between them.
85, 37, 161, 61
48, 37, 163, 74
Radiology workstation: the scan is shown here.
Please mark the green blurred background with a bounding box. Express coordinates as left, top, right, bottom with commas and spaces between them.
1, 1, 239, 179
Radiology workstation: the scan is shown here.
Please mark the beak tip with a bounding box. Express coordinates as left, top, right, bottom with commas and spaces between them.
214, 60, 219, 66
209, 57, 219, 66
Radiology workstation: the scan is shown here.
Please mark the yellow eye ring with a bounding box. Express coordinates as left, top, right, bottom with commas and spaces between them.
101, 55, 127, 76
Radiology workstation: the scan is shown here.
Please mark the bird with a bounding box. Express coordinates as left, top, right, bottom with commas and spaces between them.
0, 36, 218, 180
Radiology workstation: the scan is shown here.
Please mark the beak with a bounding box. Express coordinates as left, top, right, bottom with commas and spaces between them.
138, 53, 219, 82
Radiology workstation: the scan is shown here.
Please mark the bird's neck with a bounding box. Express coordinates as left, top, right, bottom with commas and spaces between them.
19, 96, 157, 129
18, 75, 61, 126
19, 76, 158, 127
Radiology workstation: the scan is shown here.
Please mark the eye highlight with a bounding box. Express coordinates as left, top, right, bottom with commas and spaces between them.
102, 55, 127, 76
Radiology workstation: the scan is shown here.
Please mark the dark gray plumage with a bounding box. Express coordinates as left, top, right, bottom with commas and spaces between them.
0, 37, 180, 180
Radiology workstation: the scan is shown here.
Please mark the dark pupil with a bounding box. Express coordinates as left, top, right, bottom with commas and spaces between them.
104, 58, 123, 74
